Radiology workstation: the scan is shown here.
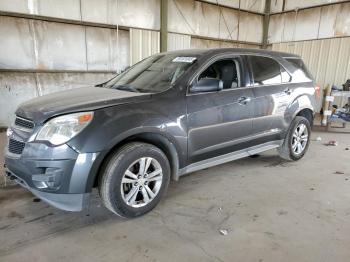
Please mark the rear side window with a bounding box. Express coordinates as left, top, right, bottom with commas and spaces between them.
285, 58, 313, 80
249, 56, 287, 86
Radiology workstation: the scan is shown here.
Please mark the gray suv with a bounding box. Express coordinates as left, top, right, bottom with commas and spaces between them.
4, 48, 319, 218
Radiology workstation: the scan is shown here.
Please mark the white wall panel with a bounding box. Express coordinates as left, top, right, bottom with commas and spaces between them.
0, 16, 35, 69
294, 8, 321, 41
167, 33, 191, 51
284, 0, 344, 11
115, 0, 160, 30
203, 0, 265, 13
130, 29, 160, 65
86, 28, 129, 72
0, 0, 160, 30
0, 17, 130, 71
36, 0, 81, 20
33, 21, 87, 70
270, 0, 284, 13
0, 73, 38, 127
168, 0, 262, 43
82, 0, 160, 30
269, 2, 350, 43
0, 0, 81, 20
238, 12, 263, 43
0, 0, 29, 13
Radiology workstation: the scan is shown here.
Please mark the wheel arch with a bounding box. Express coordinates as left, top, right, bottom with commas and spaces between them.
86, 131, 182, 192
295, 108, 314, 126
286, 93, 315, 125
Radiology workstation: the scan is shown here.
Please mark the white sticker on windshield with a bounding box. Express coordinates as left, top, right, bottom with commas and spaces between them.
172, 57, 197, 63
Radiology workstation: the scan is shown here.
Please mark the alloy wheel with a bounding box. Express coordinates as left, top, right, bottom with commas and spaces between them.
120, 157, 163, 208
291, 123, 309, 155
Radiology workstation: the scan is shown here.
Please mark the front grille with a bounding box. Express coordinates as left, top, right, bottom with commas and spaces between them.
15, 117, 34, 130
8, 139, 25, 155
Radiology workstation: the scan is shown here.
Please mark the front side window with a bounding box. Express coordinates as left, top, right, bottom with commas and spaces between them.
198, 59, 240, 90
103, 54, 197, 93
249, 56, 283, 86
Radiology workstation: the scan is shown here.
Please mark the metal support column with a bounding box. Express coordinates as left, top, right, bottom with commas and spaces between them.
160, 0, 168, 52
262, 0, 271, 49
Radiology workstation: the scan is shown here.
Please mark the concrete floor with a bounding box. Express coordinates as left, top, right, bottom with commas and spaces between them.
0, 130, 350, 262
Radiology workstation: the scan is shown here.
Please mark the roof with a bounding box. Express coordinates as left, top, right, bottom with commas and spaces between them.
161, 48, 300, 59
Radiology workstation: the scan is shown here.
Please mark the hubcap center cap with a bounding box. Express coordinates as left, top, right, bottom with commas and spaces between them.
138, 177, 146, 186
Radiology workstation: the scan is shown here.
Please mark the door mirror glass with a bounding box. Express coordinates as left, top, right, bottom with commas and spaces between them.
190, 78, 223, 93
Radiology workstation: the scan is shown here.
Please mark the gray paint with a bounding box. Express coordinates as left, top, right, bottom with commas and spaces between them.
4, 48, 317, 211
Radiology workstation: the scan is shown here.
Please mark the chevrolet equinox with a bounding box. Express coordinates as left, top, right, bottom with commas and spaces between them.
4, 48, 319, 218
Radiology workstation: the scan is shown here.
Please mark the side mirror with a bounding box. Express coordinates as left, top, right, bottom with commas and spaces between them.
190, 78, 223, 93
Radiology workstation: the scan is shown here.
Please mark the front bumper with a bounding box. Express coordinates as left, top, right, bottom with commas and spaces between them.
4, 139, 100, 212
5, 169, 90, 211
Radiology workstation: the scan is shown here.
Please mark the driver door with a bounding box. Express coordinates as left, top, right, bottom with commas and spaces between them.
186, 56, 255, 164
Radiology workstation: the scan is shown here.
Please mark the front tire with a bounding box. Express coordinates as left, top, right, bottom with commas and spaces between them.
99, 142, 170, 218
278, 116, 311, 161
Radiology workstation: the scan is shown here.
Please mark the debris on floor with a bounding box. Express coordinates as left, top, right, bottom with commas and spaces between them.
325, 140, 338, 146
277, 210, 288, 216
345, 148, 349, 151
334, 171, 345, 175
315, 136, 322, 141
219, 229, 228, 236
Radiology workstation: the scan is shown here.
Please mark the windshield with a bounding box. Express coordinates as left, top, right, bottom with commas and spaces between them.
103, 54, 197, 93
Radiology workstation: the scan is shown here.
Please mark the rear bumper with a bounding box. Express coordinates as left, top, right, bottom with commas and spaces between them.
5, 169, 90, 211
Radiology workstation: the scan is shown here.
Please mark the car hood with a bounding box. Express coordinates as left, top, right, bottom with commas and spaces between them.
16, 86, 152, 123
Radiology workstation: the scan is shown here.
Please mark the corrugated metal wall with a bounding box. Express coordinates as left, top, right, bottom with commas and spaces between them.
167, 33, 191, 51
130, 29, 160, 65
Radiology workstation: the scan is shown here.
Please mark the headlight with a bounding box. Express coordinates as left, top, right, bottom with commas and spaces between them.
36, 112, 94, 145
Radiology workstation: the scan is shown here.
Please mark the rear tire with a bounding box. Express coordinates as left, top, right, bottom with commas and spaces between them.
99, 142, 170, 218
278, 116, 311, 161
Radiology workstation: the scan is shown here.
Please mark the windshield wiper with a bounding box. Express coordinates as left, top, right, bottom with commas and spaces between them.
108, 85, 139, 92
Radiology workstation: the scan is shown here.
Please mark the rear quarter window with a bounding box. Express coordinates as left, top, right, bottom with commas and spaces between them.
285, 58, 313, 81
249, 56, 290, 86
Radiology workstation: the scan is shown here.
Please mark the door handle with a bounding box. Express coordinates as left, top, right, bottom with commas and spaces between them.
237, 96, 251, 105
284, 88, 292, 95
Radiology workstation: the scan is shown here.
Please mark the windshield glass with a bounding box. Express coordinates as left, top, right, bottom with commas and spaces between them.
103, 54, 197, 93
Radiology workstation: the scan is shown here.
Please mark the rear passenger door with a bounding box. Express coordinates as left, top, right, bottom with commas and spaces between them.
248, 55, 293, 144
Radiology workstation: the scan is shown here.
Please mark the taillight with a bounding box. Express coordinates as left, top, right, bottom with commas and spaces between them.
314, 85, 321, 99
